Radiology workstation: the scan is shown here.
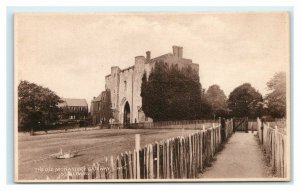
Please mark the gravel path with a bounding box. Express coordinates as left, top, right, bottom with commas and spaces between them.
200, 132, 270, 179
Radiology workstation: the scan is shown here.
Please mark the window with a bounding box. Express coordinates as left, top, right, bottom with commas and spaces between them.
124, 81, 127, 91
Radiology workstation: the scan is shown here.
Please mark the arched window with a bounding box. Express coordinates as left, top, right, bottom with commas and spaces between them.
124, 81, 127, 91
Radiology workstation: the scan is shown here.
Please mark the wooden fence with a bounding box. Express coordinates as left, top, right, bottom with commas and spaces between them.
248, 121, 258, 131
109, 119, 217, 129
233, 117, 249, 132
257, 118, 287, 178
65, 120, 234, 180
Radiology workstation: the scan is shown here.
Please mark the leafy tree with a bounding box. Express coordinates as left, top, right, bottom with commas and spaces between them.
100, 90, 113, 124
204, 85, 227, 119
18, 80, 62, 133
265, 72, 286, 118
199, 89, 213, 119
141, 61, 201, 121
228, 83, 263, 118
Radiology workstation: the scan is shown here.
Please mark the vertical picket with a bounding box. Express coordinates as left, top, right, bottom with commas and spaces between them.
170, 139, 174, 178
159, 142, 164, 179
128, 151, 133, 179
133, 149, 137, 179
139, 149, 144, 179
156, 143, 160, 179
153, 142, 158, 179
166, 139, 170, 179
144, 146, 147, 179
149, 144, 154, 179
135, 134, 140, 179
200, 131, 203, 172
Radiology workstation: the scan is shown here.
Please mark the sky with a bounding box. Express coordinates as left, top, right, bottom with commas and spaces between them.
15, 12, 290, 108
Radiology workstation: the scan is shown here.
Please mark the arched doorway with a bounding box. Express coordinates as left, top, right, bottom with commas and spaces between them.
123, 101, 130, 125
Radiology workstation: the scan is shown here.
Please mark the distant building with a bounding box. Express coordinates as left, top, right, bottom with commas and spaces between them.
58, 98, 88, 120
90, 91, 108, 125
93, 46, 199, 124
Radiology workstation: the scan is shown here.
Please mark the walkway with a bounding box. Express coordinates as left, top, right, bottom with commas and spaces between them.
200, 132, 270, 179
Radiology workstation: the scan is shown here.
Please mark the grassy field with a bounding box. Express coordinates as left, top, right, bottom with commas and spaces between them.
18, 128, 198, 180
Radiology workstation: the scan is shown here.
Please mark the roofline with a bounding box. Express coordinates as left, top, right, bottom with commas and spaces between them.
121, 66, 134, 72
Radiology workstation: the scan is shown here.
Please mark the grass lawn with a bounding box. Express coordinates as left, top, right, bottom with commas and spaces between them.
17, 128, 198, 180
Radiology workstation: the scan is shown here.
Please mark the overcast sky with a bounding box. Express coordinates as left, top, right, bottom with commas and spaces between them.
15, 12, 289, 108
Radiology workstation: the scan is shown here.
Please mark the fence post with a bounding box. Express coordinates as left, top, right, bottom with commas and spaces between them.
120, 153, 126, 179
116, 156, 119, 179
183, 137, 187, 178
152, 142, 157, 178
200, 131, 203, 172
188, 135, 192, 178
91, 163, 96, 179
143, 147, 147, 179
149, 144, 154, 179
170, 139, 174, 178
128, 151, 133, 179
124, 152, 129, 179
110, 156, 115, 179
135, 134, 140, 179
274, 125, 278, 175
146, 145, 150, 179
166, 139, 170, 178
133, 149, 137, 179
195, 133, 199, 174
156, 142, 160, 179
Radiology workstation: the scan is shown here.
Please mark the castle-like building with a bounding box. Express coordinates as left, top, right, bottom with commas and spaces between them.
91, 46, 199, 125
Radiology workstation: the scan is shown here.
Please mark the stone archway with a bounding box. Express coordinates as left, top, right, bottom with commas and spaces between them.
123, 101, 130, 124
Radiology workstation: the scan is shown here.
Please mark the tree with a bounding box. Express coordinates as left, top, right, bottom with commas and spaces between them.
18, 80, 62, 133
265, 72, 286, 118
100, 90, 113, 124
204, 85, 227, 119
199, 89, 213, 119
228, 83, 263, 118
141, 61, 202, 121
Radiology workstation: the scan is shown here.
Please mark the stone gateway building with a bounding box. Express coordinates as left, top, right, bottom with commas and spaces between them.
92, 46, 199, 125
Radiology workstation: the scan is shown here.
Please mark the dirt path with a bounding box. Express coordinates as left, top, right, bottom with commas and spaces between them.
200, 132, 270, 179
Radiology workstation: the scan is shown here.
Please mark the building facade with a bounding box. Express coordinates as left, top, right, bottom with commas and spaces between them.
94, 46, 199, 124
90, 91, 110, 125
58, 98, 88, 120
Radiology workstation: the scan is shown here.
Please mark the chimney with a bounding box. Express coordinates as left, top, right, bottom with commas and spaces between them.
172, 46, 178, 57
172, 45, 183, 58
146, 51, 151, 61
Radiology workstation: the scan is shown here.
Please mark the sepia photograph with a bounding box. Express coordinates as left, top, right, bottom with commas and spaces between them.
14, 11, 290, 182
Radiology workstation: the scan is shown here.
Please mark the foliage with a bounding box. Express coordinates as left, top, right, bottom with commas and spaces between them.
199, 89, 213, 119
141, 61, 202, 121
18, 80, 62, 132
227, 83, 263, 118
265, 72, 286, 118
204, 84, 228, 119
